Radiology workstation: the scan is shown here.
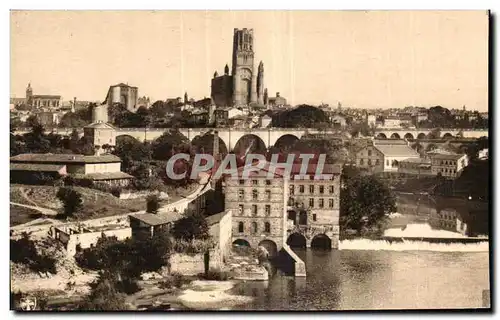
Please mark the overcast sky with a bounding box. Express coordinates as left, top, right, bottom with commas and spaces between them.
10, 10, 488, 111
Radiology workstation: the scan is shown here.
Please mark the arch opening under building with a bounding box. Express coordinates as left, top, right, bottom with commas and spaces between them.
286, 233, 306, 248
310, 234, 332, 250
258, 239, 278, 258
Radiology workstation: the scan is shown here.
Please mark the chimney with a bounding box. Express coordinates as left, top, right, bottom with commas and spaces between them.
276, 92, 280, 98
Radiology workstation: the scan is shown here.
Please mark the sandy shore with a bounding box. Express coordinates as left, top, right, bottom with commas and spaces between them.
177, 280, 253, 310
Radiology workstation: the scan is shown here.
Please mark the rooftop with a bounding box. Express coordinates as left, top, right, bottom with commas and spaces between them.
374, 144, 420, 158
10, 163, 66, 173
10, 153, 122, 164
129, 213, 174, 226
75, 171, 133, 180
429, 153, 466, 160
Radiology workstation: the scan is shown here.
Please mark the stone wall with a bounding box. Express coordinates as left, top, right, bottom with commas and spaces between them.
169, 248, 222, 275
65, 227, 132, 257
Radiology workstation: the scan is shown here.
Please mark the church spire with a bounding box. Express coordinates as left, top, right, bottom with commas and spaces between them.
224, 64, 229, 75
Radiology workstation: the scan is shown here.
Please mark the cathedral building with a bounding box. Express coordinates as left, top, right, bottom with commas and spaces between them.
211, 28, 266, 107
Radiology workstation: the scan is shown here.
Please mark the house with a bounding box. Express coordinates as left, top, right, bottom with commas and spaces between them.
83, 122, 117, 154
427, 151, 468, 179
355, 140, 420, 173
429, 208, 469, 236
382, 116, 401, 128
10, 153, 133, 186
129, 213, 175, 240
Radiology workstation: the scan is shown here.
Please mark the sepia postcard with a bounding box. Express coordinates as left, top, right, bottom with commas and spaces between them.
9, 10, 490, 312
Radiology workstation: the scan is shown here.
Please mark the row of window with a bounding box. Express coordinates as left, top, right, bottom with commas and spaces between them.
359, 158, 380, 166
289, 184, 335, 195
238, 204, 271, 215
238, 189, 272, 201
437, 168, 457, 174
439, 160, 456, 166
289, 197, 336, 209
359, 158, 399, 167
239, 179, 272, 186
237, 221, 271, 234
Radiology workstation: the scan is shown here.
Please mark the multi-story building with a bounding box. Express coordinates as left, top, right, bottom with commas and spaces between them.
225, 162, 342, 253
397, 158, 432, 176
225, 163, 286, 257
428, 151, 468, 179
355, 140, 420, 173
429, 208, 468, 236
25, 83, 62, 108
83, 122, 117, 154
104, 83, 139, 113
382, 116, 401, 128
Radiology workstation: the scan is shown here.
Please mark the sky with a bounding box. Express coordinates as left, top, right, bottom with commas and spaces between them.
10, 10, 489, 111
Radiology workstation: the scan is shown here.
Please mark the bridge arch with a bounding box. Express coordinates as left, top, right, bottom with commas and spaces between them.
376, 133, 387, 139
273, 134, 300, 150
390, 133, 401, 139
116, 134, 140, 143
286, 233, 306, 248
442, 133, 454, 140
417, 133, 426, 140
404, 133, 414, 140
310, 234, 332, 250
232, 239, 251, 247
258, 239, 278, 258
233, 134, 267, 155
191, 133, 228, 155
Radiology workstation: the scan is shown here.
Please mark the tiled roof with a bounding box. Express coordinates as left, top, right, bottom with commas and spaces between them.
399, 158, 431, 164
429, 153, 466, 160
32, 95, 61, 99
10, 163, 66, 172
129, 213, 173, 226
374, 145, 420, 157
10, 153, 122, 164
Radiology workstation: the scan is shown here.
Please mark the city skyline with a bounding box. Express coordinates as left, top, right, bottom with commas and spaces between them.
11, 10, 488, 111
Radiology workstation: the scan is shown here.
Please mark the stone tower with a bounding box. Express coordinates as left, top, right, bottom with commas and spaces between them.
257, 61, 264, 105
26, 83, 33, 106
232, 28, 257, 106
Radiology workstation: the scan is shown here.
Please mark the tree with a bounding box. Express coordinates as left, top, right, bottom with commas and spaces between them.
340, 174, 396, 236
146, 194, 160, 214
79, 271, 128, 311
24, 121, 51, 153
56, 187, 83, 217
113, 136, 152, 171
152, 130, 190, 160
171, 211, 210, 240
271, 105, 329, 128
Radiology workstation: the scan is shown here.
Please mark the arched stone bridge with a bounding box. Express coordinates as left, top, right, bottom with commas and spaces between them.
374, 128, 488, 140
286, 224, 340, 249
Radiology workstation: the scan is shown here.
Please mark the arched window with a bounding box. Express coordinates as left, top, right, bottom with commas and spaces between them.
252, 222, 258, 234
264, 222, 271, 233
238, 222, 244, 233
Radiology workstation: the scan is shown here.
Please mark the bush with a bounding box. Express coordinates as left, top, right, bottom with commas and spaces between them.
146, 194, 160, 214
56, 187, 83, 217
171, 238, 215, 255
76, 178, 94, 188
10, 233, 57, 274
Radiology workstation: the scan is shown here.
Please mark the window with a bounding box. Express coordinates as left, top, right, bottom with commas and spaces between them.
368, 150, 372, 156
252, 189, 258, 200
252, 222, 258, 234
238, 205, 244, 215
238, 190, 244, 200
238, 222, 244, 233
309, 185, 315, 194
265, 205, 271, 215
264, 222, 271, 233
252, 205, 258, 215
319, 199, 324, 208
299, 185, 305, 193
329, 185, 334, 194
386, 160, 390, 166
265, 190, 271, 200
329, 199, 334, 208
266, 180, 271, 186
290, 185, 295, 195
309, 198, 314, 208
376, 159, 380, 165
312, 214, 317, 221
252, 180, 258, 186
319, 186, 324, 194
239, 180, 244, 185
368, 159, 372, 166
360, 159, 364, 165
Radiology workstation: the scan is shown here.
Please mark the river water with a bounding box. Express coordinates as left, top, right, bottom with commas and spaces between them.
230, 245, 490, 310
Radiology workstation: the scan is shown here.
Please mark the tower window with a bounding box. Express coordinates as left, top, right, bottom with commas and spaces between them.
265, 205, 271, 216
238, 205, 244, 215
265, 190, 271, 200
264, 222, 271, 233
252, 189, 258, 200
309, 185, 314, 194
252, 205, 258, 215
238, 190, 244, 200
252, 222, 258, 234
319, 199, 324, 208
238, 222, 244, 233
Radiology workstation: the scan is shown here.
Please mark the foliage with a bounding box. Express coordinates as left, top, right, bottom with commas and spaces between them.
171, 238, 215, 255
78, 271, 128, 311
171, 211, 210, 241
340, 174, 397, 235
56, 187, 83, 217
271, 105, 330, 128
10, 232, 57, 274
113, 136, 152, 171
146, 194, 160, 214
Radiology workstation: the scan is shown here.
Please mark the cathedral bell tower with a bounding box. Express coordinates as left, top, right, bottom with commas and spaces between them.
232, 28, 257, 106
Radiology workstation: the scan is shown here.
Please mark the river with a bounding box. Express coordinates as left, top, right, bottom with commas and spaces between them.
229, 246, 490, 310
